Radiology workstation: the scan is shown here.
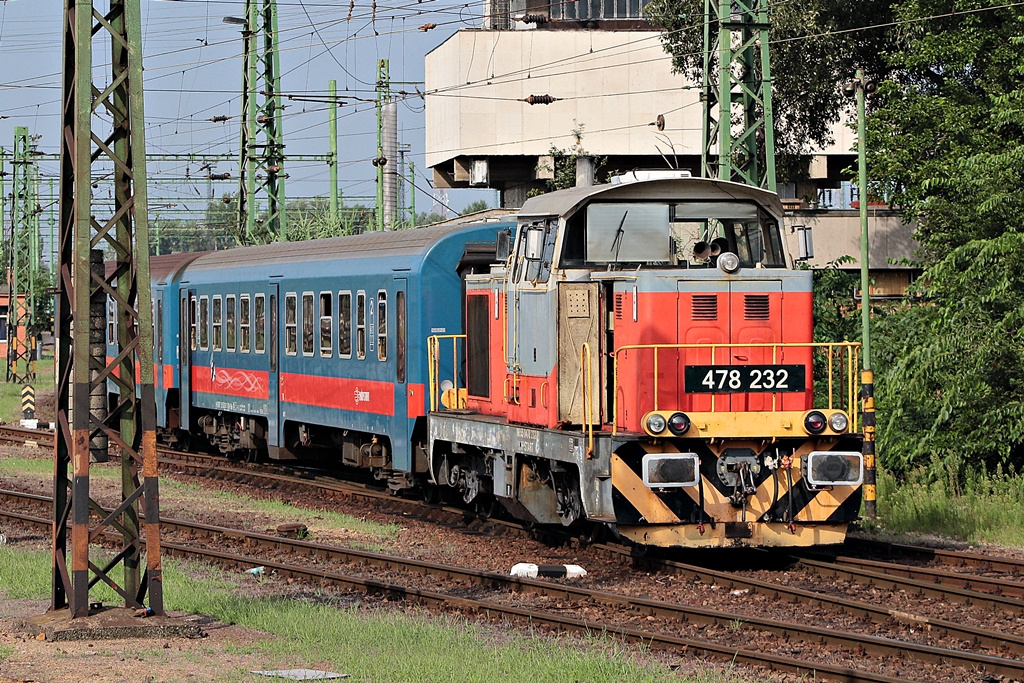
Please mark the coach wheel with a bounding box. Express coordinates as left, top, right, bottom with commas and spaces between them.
422, 483, 440, 505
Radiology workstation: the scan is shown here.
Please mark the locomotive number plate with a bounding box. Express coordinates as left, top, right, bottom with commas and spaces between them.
684, 365, 806, 393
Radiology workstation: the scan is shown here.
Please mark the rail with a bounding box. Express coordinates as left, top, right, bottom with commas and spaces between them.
427, 334, 467, 412
612, 341, 861, 435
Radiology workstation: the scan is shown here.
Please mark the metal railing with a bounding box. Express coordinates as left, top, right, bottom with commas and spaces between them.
611, 342, 861, 434
580, 342, 594, 458
427, 334, 466, 412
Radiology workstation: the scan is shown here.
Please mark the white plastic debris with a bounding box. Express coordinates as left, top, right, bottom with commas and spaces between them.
251, 671, 349, 680
729, 589, 750, 596
510, 563, 587, 579
247, 566, 266, 576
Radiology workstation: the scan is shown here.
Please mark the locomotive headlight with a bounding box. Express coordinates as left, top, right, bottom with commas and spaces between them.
828, 412, 849, 433
805, 451, 864, 487
803, 410, 827, 434
717, 252, 741, 274
667, 412, 691, 436
645, 413, 667, 434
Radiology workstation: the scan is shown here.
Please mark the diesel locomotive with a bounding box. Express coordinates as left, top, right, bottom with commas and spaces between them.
120, 173, 865, 548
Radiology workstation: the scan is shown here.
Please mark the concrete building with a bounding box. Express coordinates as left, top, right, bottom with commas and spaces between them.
424, 13, 921, 293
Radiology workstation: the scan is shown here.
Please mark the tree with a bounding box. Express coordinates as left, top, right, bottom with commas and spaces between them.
867, 2, 1024, 477
644, 0, 896, 182
460, 200, 490, 215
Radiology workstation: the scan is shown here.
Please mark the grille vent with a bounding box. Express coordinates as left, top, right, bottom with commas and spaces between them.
692, 295, 718, 321
744, 294, 770, 320
614, 293, 625, 320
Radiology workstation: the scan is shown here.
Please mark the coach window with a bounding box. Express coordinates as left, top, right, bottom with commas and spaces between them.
319, 292, 332, 357
338, 291, 352, 358
226, 295, 236, 351
377, 290, 388, 362
107, 299, 115, 341
285, 293, 297, 355
189, 295, 197, 351
254, 294, 266, 353
396, 291, 406, 383
199, 296, 209, 350
302, 293, 314, 356
212, 296, 223, 351
239, 295, 251, 352
356, 291, 366, 360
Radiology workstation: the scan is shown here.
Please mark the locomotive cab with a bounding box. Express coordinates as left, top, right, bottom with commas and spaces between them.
429, 176, 864, 548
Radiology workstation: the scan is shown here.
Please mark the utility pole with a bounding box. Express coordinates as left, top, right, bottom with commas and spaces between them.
236, 0, 287, 244
845, 69, 877, 518
55, 0, 163, 618
374, 59, 390, 232
8, 126, 37, 383
328, 79, 339, 234
408, 161, 416, 228
701, 0, 776, 190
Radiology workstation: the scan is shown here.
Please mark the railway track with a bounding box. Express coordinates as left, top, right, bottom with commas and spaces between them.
8, 425, 1024, 680
2, 487, 1022, 683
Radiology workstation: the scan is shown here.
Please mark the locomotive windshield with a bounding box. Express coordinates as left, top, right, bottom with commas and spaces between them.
560, 200, 786, 269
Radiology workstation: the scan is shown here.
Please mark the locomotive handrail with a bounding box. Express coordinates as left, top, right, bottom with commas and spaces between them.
427, 334, 467, 412
580, 342, 594, 459
611, 341, 862, 435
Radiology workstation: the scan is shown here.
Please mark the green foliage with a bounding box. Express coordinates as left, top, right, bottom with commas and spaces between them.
460, 200, 490, 215
875, 234, 1024, 475
812, 257, 861, 345
536, 123, 608, 193
868, 1, 1024, 255
873, 464, 1024, 546
644, 0, 895, 183
414, 211, 446, 226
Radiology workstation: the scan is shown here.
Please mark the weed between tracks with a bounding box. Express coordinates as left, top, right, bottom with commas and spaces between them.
0, 547, 763, 682
863, 467, 1024, 547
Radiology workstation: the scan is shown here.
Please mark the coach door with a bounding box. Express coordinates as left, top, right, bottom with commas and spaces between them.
266, 282, 281, 453
180, 289, 196, 427
390, 278, 411, 470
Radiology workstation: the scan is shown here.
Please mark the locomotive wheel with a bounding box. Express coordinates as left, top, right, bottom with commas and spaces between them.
422, 483, 440, 505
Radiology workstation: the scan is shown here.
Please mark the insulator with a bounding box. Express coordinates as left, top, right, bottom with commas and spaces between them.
522, 94, 558, 105
517, 13, 547, 24
210, 115, 231, 123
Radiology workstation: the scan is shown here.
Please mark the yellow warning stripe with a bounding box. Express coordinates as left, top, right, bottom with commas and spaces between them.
611, 453, 681, 524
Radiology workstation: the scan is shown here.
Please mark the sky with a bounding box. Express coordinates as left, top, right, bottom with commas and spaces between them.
0, 0, 494, 222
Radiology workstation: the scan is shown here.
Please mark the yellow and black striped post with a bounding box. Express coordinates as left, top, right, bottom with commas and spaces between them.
20, 384, 35, 420
861, 370, 876, 518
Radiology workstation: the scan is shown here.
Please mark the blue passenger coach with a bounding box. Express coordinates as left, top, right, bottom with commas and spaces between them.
151, 221, 509, 489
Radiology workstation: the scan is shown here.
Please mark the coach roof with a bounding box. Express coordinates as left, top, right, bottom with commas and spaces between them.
185, 219, 509, 274
517, 177, 784, 220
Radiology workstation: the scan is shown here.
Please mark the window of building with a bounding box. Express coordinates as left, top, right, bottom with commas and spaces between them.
239, 295, 251, 352
226, 295, 236, 351
356, 291, 366, 360
319, 292, 332, 357
285, 293, 297, 355
302, 292, 314, 356
255, 294, 266, 353
199, 296, 209, 350
0, 306, 8, 342
377, 290, 387, 362
338, 291, 352, 358
212, 296, 223, 351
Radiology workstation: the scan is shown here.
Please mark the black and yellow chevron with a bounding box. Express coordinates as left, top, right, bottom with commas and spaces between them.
611, 437, 863, 548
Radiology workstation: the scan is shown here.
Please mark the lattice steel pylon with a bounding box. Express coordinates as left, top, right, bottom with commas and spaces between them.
701, 0, 776, 190
7, 126, 38, 384
54, 0, 163, 618
236, 0, 287, 244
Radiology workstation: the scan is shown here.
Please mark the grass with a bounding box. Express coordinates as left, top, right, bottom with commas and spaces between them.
0, 547, 761, 683
863, 466, 1024, 547
0, 357, 53, 424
